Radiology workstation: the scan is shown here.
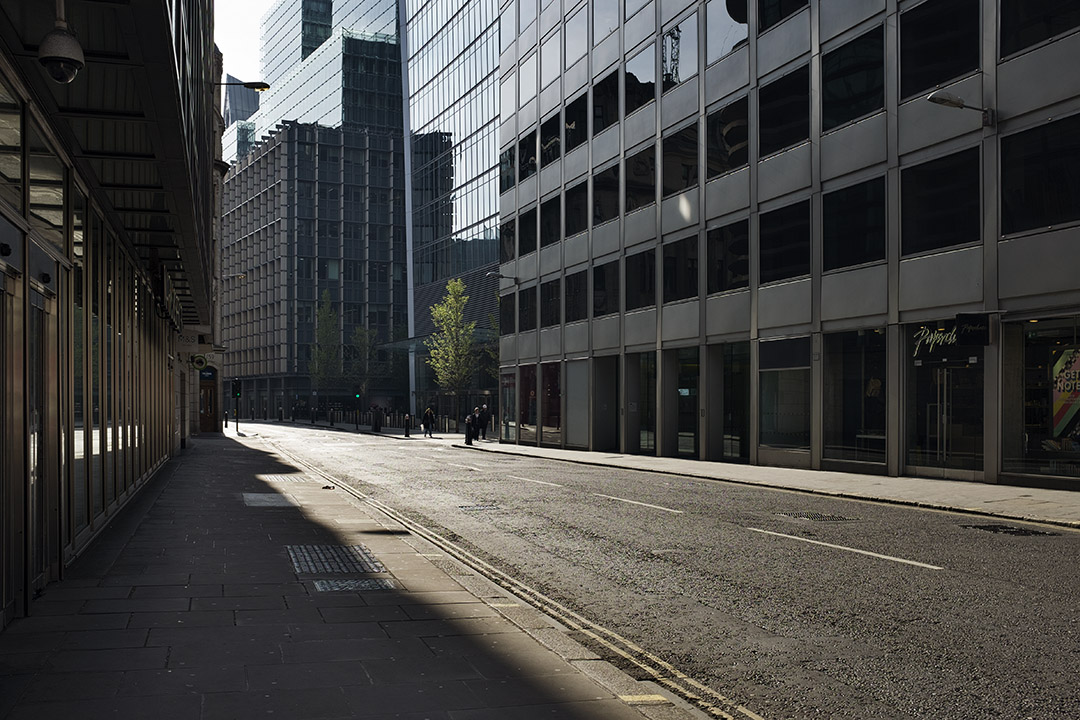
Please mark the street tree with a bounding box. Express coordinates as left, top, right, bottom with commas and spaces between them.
343, 325, 376, 406
309, 289, 341, 405
426, 278, 475, 424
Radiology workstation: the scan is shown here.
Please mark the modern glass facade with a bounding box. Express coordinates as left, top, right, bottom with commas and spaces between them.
497, 0, 1080, 489
404, 0, 501, 418
222, 0, 408, 415
0, 0, 219, 627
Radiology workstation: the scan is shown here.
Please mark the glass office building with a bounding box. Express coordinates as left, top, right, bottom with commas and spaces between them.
222, 0, 409, 414
403, 0, 501, 416
497, 0, 1080, 489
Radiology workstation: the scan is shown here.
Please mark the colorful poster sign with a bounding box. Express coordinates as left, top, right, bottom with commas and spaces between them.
1052, 347, 1080, 438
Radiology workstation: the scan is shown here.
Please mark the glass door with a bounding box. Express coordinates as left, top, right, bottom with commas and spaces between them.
27, 291, 47, 592
906, 328, 984, 479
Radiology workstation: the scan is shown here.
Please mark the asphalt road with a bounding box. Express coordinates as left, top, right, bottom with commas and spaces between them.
248, 423, 1080, 720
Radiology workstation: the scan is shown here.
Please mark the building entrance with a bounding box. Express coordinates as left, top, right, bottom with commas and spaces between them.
906, 323, 984, 479
198, 367, 218, 433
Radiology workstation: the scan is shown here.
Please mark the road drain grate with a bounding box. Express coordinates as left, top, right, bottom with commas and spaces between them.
314, 579, 396, 592
778, 512, 856, 522
286, 544, 386, 573
259, 474, 311, 483
961, 523, 1059, 536
459, 504, 499, 512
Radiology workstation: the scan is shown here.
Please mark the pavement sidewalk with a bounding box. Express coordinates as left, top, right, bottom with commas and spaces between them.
0, 432, 703, 720
286, 418, 1080, 529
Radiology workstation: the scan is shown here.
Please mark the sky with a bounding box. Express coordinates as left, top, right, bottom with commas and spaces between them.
215, 0, 278, 83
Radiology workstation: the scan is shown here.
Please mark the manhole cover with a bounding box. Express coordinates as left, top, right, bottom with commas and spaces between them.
286, 544, 386, 573
242, 493, 298, 507
961, 524, 1059, 536
778, 512, 856, 522
314, 579, 396, 592
459, 504, 499, 512
259, 474, 310, 483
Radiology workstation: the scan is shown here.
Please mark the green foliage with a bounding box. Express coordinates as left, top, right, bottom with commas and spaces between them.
425, 278, 476, 396
343, 325, 376, 400
309, 289, 341, 392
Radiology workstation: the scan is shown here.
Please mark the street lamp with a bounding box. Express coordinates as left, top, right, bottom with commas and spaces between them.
216, 80, 270, 91
925, 90, 996, 127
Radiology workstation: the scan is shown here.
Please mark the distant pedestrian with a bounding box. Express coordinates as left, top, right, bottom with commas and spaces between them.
423, 407, 435, 437
478, 404, 490, 440
464, 414, 473, 445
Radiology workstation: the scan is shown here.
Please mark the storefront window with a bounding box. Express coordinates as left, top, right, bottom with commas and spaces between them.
500, 372, 517, 442
824, 330, 887, 463
1002, 316, 1080, 479
637, 352, 657, 453
541, 362, 561, 445
759, 337, 811, 449
519, 364, 537, 443
676, 348, 698, 457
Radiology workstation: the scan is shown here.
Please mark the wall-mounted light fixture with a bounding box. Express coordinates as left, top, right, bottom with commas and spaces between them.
926, 90, 996, 127
38, 0, 84, 84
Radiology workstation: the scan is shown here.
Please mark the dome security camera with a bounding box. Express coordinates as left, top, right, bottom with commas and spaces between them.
38, 22, 84, 84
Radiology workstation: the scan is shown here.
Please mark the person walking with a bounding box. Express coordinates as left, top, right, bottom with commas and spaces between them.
464, 413, 473, 445
478, 404, 490, 440
423, 407, 435, 437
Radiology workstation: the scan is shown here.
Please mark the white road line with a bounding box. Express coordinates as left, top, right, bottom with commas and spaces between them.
746, 528, 944, 570
443, 461, 484, 471
508, 475, 564, 487
593, 493, 684, 514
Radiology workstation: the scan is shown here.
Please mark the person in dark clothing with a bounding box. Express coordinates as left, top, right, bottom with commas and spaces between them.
423, 407, 435, 437
478, 404, 490, 440
464, 414, 473, 445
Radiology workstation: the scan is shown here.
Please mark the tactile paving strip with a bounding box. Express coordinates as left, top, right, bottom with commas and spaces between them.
314, 579, 396, 592
286, 544, 386, 574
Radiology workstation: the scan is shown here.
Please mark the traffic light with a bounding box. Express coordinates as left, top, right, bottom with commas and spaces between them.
353, 388, 361, 400
232, 380, 242, 398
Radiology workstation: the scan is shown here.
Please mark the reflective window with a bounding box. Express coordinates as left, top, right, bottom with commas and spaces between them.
565, 93, 588, 151
706, 96, 749, 178
519, 130, 537, 180
663, 236, 698, 303
0, 74, 21, 209
500, 291, 516, 334
823, 177, 886, 271
822, 27, 884, 131
27, 119, 65, 249
900, 0, 980, 99
626, 0, 651, 20
593, 71, 620, 136
540, 113, 561, 167
759, 199, 810, 283
519, 284, 537, 331
593, 259, 620, 317
541, 362, 562, 445
541, 29, 561, 89
707, 0, 748, 64
625, 248, 656, 310
520, 0, 537, 33
593, 164, 620, 225
759, 65, 809, 156
501, 73, 515, 117
540, 195, 561, 247
565, 269, 588, 322
594, 0, 619, 44
565, 6, 588, 67
501, 3, 516, 52
759, 0, 807, 33
519, 54, 537, 107
1001, 113, 1080, 235
662, 123, 699, 197
541, 278, 562, 327
519, 206, 538, 255
824, 330, 887, 463
519, 364, 537, 443
1001, 0, 1080, 57
759, 337, 811, 449
565, 180, 589, 236
500, 219, 516, 262
625, 43, 656, 116
625, 144, 656, 212
499, 145, 515, 192
707, 219, 749, 293
662, 12, 698, 92
901, 147, 980, 255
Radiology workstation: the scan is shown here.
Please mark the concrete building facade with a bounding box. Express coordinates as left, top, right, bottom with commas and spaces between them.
496, 0, 1080, 489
